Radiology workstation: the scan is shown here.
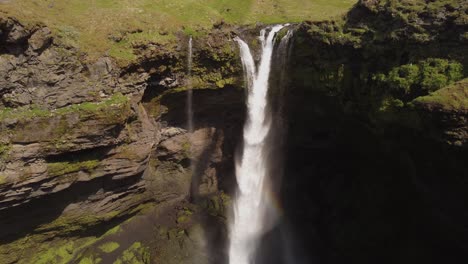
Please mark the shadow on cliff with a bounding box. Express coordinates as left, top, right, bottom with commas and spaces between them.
189, 128, 221, 200
189, 114, 228, 264
155, 86, 245, 263
0, 166, 144, 245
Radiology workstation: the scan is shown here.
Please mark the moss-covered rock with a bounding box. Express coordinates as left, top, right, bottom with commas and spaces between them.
412, 78, 467, 146
114, 242, 150, 264
413, 78, 468, 112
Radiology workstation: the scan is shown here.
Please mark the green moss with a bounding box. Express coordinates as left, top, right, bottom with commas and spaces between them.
47, 160, 99, 177
104, 225, 122, 236
379, 97, 405, 112
1, 216, 133, 264
114, 242, 150, 264
0, 175, 6, 185
0, 93, 129, 123
220, 191, 232, 207
200, 193, 230, 217
35, 241, 76, 264
0, 106, 51, 121
78, 256, 102, 264
0, 143, 11, 160
176, 207, 193, 224
176, 215, 190, 224
58, 93, 129, 115
35, 210, 121, 237
99, 242, 120, 253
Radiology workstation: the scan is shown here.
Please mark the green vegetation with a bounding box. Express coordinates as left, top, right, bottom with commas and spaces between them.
0, 0, 356, 62
99, 242, 120, 253
35, 241, 77, 264
37, 224, 123, 264
60, 93, 128, 114
305, 0, 466, 48
0, 107, 51, 121
35, 212, 121, 239
0, 93, 129, 123
104, 225, 123, 236
378, 59, 464, 98
47, 160, 100, 177
78, 257, 102, 264
114, 242, 150, 264
176, 207, 193, 224
413, 78, 468, 111
0, 143, 10, 159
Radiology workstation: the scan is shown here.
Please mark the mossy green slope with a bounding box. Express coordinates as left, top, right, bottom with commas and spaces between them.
413, 78, 468, 112
0, 0, 356, 61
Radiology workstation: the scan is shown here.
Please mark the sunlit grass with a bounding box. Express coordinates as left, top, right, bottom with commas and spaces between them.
0, 0, 356, 61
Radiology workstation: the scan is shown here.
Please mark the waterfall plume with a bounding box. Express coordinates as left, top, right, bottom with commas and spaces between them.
187, 36, 194, 134
229, 25, 293, 264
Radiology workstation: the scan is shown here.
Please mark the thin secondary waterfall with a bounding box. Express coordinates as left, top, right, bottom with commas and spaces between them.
187, 36, 194, 134
229, 24, 289, 264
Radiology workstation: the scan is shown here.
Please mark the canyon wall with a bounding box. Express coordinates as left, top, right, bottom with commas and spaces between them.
0, 0, 466, 263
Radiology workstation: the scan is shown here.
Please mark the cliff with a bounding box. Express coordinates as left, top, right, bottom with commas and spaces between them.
0, 0, 467, 263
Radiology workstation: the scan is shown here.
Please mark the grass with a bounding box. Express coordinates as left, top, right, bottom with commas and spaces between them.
0, 93, 128, 122
0, 0, 356, 61
47, 160, 100, 177
413, 78, 468, 111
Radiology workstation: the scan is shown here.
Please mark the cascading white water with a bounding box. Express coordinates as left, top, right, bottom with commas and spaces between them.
229, 24, 287, 264
187, 36, 194, 134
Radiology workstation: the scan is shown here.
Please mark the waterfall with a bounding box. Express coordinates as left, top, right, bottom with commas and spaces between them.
229, 24, 292, 264
187, 36, 194, 134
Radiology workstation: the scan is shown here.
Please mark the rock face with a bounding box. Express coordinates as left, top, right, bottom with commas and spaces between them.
277, 1, 468, 263
0, 17, 243, 263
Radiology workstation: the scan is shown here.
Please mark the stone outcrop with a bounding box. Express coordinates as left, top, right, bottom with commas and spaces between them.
413, 78, 468, 147
0, 16, 243, 263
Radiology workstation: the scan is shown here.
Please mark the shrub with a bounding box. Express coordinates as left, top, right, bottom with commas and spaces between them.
385, 58, 464, 97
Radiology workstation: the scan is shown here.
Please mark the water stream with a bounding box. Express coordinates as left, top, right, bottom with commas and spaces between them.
229, 25, 292, 264
187, 36, 194, 134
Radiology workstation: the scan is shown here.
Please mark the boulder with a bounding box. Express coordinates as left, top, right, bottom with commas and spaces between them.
28, 27, 52, 51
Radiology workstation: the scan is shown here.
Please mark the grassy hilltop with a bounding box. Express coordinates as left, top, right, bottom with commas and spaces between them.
0, 0, 356, 61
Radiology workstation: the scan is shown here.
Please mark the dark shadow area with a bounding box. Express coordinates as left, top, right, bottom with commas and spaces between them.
0, 24, 29, 56
277, 15, 468, 262
44, 145, 114, 163
189, 128, 222, 201
159, 85, 245, 195
159, 85, 244, 129
281, 114, 468, 263
150, 85, 245, 263
197, 203, 230, 264
0, 170, 144, 245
